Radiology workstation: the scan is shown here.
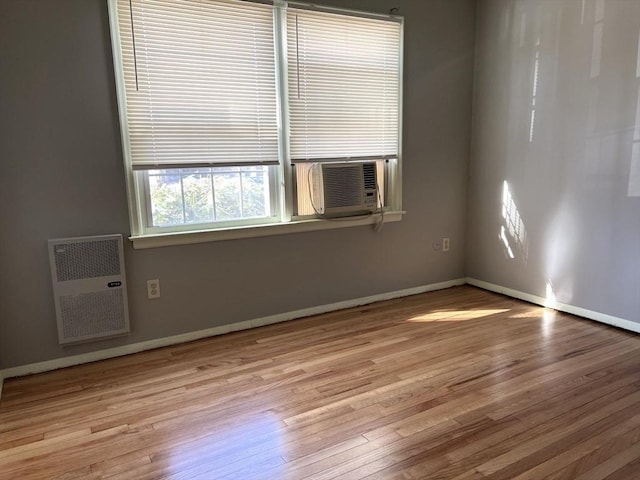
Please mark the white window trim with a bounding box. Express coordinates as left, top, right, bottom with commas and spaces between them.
108, 0, 405, 248
130, 210, 405, 249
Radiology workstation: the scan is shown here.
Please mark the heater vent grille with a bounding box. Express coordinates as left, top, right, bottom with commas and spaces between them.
53, 239, 121, 281
60, 289, 126, 339
48, 234, 130, 345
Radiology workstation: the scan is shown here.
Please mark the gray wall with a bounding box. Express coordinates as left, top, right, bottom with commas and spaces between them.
468, 0, 640, 324
0, 0, 476, 369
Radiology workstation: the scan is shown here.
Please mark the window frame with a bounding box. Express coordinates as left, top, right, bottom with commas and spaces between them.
108, 0, 404, 247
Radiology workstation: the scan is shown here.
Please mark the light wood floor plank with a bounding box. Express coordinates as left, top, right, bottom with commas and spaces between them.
1, 286, 639, 479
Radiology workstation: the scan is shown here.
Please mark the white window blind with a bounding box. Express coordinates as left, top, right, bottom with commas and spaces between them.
287, 8, 401, 162
114, 0, 279, 170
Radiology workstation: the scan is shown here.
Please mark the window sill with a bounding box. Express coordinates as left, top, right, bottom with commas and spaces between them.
129, 211, 405, 249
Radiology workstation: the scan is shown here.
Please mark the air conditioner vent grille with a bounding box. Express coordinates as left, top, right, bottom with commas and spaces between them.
323, 165, 364, 209
363, 162, 377, 190
53, 239, 121, 282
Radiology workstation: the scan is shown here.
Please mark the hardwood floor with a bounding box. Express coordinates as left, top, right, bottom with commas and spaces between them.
1, 286, 640, 479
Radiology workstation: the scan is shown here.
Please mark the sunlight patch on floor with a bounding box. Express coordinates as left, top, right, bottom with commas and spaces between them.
406, 309, 510, 323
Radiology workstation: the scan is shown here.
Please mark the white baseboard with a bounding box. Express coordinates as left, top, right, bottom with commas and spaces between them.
466, 277, 640, 334
0, 278, 466, 397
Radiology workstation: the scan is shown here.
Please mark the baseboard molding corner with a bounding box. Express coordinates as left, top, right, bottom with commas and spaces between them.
466, 277, 640, 334
0, 278, 466, 389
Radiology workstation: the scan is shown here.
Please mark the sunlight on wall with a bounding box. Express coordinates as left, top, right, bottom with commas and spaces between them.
544, 280, 558, 309
529, 40, 540, 143
499, 226, 515, 259
500, 181, 528, 260
629, 32, 640, 196
628, 87, 640, 196
590, 0, 605, 78
544, 198, 576, 307
500, 6, 511, 42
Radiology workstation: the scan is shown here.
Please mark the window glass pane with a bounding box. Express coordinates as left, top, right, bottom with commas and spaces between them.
213, 170, 242, 221
146, 166, 270, 227
183, 171, 214, 224
149, 173, 185, 226
241, 170, 268, 218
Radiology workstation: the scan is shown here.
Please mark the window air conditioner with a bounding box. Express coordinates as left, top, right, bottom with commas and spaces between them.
310, 161, 379, 217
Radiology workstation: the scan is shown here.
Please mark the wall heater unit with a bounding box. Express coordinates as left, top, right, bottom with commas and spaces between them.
48, 234, 130, 345
310, 161, 379, 217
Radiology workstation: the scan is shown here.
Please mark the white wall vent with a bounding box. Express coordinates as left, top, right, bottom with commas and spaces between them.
310, 162, 379, 217
48, 234, 130, 345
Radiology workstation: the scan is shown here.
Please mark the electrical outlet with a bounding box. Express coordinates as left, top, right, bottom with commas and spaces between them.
147, 279, 160, 299
432, 241, 441, 251
442, 237, 450, 252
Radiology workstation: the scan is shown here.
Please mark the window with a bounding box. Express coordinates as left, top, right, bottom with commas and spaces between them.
108, 0, 403, 242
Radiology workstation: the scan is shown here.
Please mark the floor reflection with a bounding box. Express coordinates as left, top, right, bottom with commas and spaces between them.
165, 413, 285, 479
